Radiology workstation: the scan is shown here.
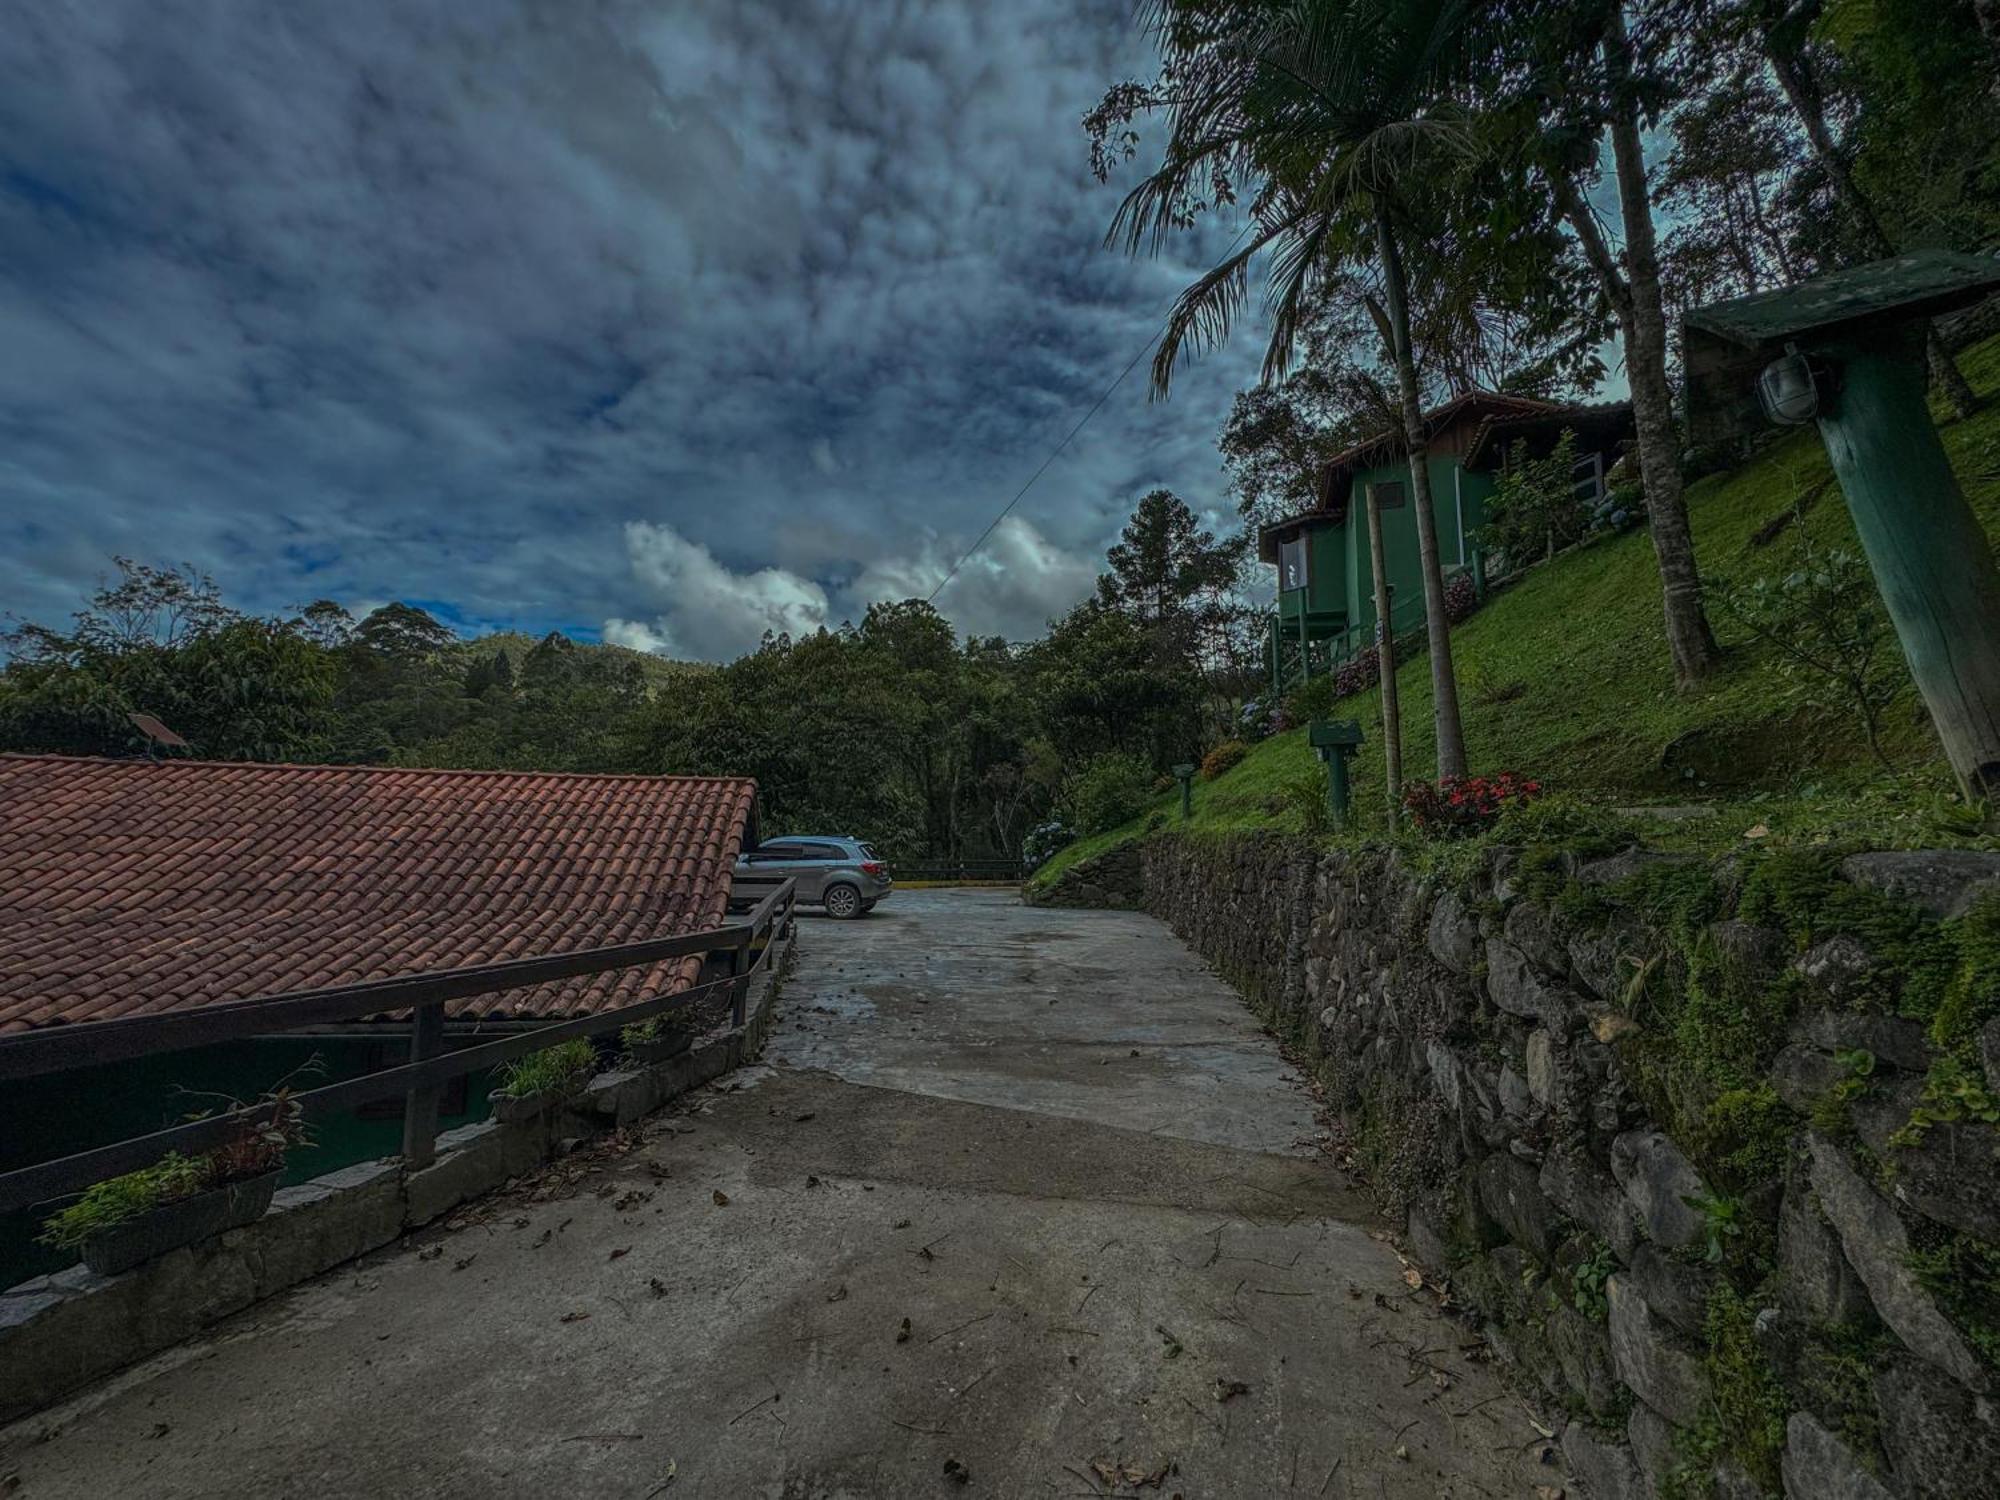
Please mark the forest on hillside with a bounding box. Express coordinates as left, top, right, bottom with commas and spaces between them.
0, 493, 1254, 864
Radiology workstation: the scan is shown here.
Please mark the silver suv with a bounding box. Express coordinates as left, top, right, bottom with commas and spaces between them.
735, 835, 892, 918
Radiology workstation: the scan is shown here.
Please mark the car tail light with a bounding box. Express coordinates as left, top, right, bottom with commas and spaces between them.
861, 861, 886, 875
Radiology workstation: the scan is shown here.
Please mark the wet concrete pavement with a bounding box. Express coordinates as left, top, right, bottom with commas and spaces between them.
0, 891, 1562, 1499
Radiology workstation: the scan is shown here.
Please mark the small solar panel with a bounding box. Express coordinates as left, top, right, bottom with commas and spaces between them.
127, 712, 190, 749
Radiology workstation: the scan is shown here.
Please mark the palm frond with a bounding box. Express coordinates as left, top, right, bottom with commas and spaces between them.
1116, 0, 1490, 394
1150, 219, 1289, 396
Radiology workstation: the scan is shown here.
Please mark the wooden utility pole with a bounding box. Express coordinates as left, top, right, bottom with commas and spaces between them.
1684, 254, 2000, 800
1366, 484, 1402, 818
1815, 328, 2000, 796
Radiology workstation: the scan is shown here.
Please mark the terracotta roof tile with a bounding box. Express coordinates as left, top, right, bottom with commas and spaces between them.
0, 755, 758, 1034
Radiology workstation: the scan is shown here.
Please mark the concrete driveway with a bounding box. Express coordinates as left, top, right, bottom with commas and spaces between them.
0, 890, 1560, 1499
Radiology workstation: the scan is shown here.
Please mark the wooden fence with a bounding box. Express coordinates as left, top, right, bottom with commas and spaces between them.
0, 877, 796, 1215
892, 858, 1025, 883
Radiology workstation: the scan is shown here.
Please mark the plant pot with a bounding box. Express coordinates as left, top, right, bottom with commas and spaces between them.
80, 1169, 282, 1277
627, 1028, 694, 1066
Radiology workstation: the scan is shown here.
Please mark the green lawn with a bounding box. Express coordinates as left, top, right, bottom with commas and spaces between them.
1034, 334, 2000, 890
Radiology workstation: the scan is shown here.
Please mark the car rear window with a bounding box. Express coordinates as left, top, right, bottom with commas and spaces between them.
860, 843, 881, 861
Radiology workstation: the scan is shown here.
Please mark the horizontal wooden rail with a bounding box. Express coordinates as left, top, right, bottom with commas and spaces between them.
0, 879, 791, 1082
0, 879, 795, 1215
894, 860, 1025, 881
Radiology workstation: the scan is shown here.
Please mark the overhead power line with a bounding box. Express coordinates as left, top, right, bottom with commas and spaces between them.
927, 221, 1257, 606
926, 332, 1164, 604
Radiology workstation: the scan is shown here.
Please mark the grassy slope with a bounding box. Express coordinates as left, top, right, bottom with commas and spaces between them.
1035, 334, 2000, 888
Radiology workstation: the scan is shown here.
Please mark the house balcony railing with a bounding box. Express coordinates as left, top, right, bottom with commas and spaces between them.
1265, 569, 1460, 699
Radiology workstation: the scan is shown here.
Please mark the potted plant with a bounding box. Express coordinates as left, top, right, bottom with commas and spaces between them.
620, 1014, 695, 1066
490, 1039, 599, 1123
41, 1093, 304, 1276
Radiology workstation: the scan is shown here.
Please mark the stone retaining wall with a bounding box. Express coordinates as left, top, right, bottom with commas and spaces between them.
0, 934, 792, 1426
1034, 834, 2000, 1499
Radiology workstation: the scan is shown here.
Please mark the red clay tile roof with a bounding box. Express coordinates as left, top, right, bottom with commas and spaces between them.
0, 755, 758, 1033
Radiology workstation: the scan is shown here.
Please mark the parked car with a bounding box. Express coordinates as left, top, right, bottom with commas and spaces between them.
734, 835, 892, 918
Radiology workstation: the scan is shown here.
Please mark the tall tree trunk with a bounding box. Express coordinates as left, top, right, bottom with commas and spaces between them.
1366, 484, 1402, 819
1376, 208, 1468, 781
1978, 0, 2000, 97
1764, 41, 1979, 418
1578, 3, 1723, 690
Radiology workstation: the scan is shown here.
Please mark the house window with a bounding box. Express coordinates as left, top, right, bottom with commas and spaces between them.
1371, 480, 1406, 509
1572, 451, 1606, 507
1278, 536, 1309, 591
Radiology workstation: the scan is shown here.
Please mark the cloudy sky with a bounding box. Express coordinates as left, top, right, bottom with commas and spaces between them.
0, 0, 1273, 659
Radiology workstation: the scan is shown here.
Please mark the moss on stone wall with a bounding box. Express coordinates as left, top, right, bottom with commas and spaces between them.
1114, 827, 2000, 1498
1671, 1284, 1790, 1497
1907, 1225, 2000, 1370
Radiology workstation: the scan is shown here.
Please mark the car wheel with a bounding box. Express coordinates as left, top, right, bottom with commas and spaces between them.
823, 882, 863, 919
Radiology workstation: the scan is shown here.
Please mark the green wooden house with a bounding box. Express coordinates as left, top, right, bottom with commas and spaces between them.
1258, 391, 1633, 695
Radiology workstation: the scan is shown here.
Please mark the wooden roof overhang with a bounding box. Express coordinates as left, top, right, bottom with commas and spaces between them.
1460, 401, 1636, 472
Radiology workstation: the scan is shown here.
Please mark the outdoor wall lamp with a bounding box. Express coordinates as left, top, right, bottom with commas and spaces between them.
1756, 344, 1833, 426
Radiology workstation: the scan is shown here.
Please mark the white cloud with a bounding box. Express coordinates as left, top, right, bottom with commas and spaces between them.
610, 511, 1099, 658
853, 515, 1098, 642
601, 616, 676, 655
614, 520, 829, 659
0, 0, 1280, 643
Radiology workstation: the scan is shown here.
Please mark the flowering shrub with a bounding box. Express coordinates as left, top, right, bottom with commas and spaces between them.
1239, 697, 1282, 741
1443, 572, 1479, 624
1403, 771, 1542, 837
1333, 646, 1379, 698
1022, 819, 1072, 870
1201, 739, 1249, 781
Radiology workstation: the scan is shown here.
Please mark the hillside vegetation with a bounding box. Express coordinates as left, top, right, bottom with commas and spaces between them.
1034, 334, 2000, 889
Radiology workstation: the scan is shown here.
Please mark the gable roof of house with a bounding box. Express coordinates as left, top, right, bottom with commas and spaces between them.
1460, 399, 1634, 472
0, 756, 758, 1033
1313, 390, 1562, 512
1257, 391, 1634, 562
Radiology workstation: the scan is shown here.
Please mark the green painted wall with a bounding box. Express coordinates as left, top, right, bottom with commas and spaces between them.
0, 1035, 508, 1289
1268, 454, 1494, 687
1319, 457, 1492, 649
1275, 522, 1349, 627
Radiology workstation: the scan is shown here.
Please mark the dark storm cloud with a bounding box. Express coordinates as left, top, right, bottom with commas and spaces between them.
0, 0, 1265, 656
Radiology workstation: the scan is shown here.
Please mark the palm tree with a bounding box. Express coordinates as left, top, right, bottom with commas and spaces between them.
1104, 0, 1478, 781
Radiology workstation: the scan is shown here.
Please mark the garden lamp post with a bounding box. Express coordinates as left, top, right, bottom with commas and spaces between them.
1685, 252, 2000, 801
1308, 719, 1365, 829
1171, 762, 1196, 821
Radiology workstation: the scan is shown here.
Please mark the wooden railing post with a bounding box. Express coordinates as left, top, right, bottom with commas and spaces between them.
402, 1001, 445, 1168
729, 932, 751, 1027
